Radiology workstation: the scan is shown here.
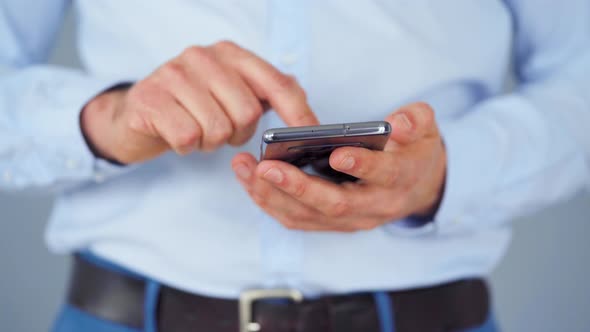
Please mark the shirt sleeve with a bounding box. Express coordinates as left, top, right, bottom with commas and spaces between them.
433, 0, 590, 235
0, 0, 127, 193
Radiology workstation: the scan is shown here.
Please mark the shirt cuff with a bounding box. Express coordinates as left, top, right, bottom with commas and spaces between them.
432, 108, 508, 234
385, 103, 506, 237
27, 70, 132, 187
430, 122, 475, 234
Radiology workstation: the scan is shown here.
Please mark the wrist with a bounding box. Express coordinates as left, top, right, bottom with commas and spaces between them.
80, 87, 128, 164
414, 142, 447, 218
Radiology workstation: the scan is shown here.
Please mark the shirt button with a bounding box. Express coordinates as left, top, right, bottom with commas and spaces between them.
66, 159, 79, 170
279, 52, 299, 66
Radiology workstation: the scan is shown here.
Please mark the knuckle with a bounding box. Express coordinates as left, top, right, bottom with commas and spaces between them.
236, 103, 263, 128
274, 73, 299, 93
159, 62, 187, 84
423, 111, 435, 128
203, 116, 233, 148
182, 45, 209, 60
124, 89, 145, 111
126, 114, 149, 134
208, 123, 233, 146
415, 102, 435, 126
326, 197, 350, 218
291, 180, 307, 198
414, 101, 433, 111
213, 40, 239, 53
251, 192, 268, 207
182, 46, 218, 69
230, 102, 262, 130
174, 127, 201, 150
354, 162, 369, 177
126, 81, 164, 111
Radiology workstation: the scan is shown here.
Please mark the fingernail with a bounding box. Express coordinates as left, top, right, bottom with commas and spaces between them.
339, 156, 355, 170
263, 168, 284, 184
234, 164, 252, 181
395, 113, 412, 130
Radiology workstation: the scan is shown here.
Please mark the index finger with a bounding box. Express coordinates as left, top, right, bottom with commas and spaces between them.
255, 160, 376, 219
212, 41, 319, 127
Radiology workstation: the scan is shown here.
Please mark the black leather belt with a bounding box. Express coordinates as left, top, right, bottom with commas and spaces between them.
67, 254, 490, 332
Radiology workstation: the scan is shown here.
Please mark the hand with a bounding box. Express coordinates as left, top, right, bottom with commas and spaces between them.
81, 41, 318, 164
231, 102, 446, 232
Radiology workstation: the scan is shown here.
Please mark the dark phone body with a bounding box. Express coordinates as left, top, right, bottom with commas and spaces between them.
260, 121, 391, 182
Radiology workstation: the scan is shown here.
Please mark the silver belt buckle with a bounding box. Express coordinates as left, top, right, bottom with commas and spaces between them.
239, 288, 304, 332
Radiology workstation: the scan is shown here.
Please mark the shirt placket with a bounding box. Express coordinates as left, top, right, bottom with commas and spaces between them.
258, 0, 310, 289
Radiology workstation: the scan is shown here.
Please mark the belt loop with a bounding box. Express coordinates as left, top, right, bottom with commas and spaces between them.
144, 279, 161, 332
373, 292, 395, 332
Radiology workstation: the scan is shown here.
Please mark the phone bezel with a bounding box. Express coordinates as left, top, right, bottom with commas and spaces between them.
260, 121, 391, 162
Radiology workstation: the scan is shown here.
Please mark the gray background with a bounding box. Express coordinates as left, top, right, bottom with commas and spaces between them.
1, 9, 589, 332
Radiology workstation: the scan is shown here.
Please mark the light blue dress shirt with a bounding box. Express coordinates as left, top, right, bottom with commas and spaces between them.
1, 0, 589, 298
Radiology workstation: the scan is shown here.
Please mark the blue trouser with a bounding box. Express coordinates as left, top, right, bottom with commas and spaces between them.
51, 254, 500, 332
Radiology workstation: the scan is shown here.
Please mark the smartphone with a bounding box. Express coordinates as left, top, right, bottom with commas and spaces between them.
260, 121, 391, 182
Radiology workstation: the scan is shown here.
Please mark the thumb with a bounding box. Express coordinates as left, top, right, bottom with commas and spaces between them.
385, 102, 438, 146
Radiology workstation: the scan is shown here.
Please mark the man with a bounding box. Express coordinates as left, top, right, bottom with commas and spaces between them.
1, 1, 589, 331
